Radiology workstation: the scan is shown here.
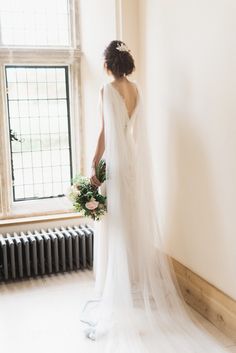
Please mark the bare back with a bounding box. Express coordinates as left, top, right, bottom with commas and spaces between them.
110, 79, 138, 119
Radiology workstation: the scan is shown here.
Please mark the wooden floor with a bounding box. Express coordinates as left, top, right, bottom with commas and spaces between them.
0, 270, 235, 353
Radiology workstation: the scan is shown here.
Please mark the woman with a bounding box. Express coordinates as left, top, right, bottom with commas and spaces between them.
80, 40, 228, 353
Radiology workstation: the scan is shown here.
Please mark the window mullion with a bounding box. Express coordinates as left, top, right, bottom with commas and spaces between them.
69, 57, 83, 177
0, 65, 13, 218
69, 0, 81, 50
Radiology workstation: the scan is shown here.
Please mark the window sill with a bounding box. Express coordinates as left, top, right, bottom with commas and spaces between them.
0, 211, 83, 227
0, 196, 81, 223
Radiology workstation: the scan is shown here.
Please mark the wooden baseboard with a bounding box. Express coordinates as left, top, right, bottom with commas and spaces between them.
171, 257, 236, 343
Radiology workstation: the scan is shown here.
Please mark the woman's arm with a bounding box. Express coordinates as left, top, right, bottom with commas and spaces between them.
90, 87, 105, 187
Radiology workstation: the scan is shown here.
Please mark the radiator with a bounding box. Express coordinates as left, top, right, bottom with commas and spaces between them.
0, 224, 94, 282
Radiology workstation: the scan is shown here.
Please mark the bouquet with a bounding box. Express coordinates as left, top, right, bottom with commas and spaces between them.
67, 159, 107, 221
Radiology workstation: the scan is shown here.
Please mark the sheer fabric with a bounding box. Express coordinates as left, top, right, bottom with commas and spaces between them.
80, 81, 228, 353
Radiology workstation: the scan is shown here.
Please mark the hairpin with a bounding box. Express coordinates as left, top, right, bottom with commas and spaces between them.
116, 42, 130, 52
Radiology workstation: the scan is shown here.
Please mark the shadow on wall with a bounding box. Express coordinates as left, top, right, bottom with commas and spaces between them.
164, 75, 224, 280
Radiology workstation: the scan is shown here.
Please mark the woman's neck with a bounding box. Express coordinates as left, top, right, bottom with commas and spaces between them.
112, 76, 128, 84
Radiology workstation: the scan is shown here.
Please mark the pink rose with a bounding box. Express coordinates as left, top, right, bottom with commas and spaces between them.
85, 198, 99, 210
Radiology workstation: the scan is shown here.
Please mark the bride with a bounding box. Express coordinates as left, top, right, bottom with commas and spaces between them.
80, 40, 228, 353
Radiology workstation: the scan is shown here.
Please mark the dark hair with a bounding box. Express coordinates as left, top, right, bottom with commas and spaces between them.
103, 40, 135, 78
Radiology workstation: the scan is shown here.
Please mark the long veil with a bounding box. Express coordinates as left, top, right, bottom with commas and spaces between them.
80, 81, 228, 353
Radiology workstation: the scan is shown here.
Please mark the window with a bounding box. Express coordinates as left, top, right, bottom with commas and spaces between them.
0, 0, 71, 47
0, 0, 82, 218
5, 66, 72, 201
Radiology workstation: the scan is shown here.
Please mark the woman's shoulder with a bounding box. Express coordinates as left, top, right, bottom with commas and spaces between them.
98, 82, 110, 98
129, 79, 140, 90
99, 79, 140, 99
100, 82, 110, 90
100, 79, 139, 88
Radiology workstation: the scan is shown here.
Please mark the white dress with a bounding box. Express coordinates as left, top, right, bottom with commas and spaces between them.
80, 81, 228, 353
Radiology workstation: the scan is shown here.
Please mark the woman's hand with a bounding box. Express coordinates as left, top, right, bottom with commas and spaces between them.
90, 166, 102, 188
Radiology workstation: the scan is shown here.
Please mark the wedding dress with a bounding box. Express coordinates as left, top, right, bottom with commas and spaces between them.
80, 80, 228, 353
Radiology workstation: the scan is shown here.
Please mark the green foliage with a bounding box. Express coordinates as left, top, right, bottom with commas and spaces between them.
67, 159, 107, 221
96, 158, 106, 183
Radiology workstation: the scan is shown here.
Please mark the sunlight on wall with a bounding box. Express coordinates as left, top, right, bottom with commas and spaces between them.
138, 0, 236, 300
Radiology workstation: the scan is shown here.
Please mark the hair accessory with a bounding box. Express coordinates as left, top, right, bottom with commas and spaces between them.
116, 42, 130, 52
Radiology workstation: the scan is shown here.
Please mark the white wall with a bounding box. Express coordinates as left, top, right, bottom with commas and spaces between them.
138, 0, 236, 300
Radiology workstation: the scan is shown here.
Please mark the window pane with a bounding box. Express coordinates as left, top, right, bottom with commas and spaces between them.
6, 66, 73, 201
0, 0, 71, 47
